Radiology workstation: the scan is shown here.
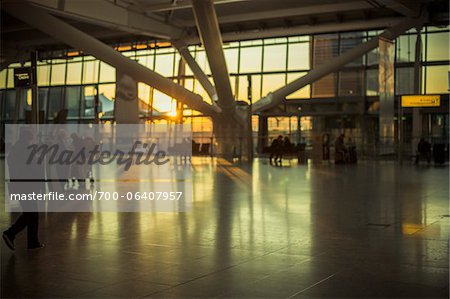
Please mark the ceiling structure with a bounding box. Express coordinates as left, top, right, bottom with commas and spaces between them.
1, 0, 448, 64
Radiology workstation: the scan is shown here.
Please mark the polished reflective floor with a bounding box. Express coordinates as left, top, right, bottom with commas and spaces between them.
1, 158, 449, 298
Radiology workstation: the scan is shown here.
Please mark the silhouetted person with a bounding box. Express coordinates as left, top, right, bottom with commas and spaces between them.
3, 128, 45, 250
335, 134, 347, 164
415, 138, 431, 165
283, 136, 293, 154
270, 135, 283, 165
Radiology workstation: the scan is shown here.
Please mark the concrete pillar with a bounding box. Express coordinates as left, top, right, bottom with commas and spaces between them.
378, 37, 396, 155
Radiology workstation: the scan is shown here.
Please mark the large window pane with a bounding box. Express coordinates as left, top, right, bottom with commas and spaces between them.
236, 75, 249, 102
183, 78, 194, 92
395, 67, 414, 95
48, 87, 64, 119
38, 88, 49, 116
99, 62, 116, 83
366, 69, 379, 96
312, 35, 338, 97
289, 36, 310, 43
138, 82, 152, 117
224, 48, 238, 73
98, 84, 115, 118
340, 33, 364, 66
339, 70, 364, 96
312, 74, 336, 98
7, 68, 14, 88
66, 62, 82, 84
37, 64, 50, 86
155, 54, 174, 77
426, 65, 449, 94
313, 34, 339, 67
65, 86, 81, 117
239, 47, 262, 73
191, 116, 213, 137
251, 75, 262, 101
367, 46, 379, 66
263, 44, 286, 72
81, 86, 96, 118
427, 32, 449, 61
268, 117, 292, 138
83, 60, 99, 84
261, 74, 285, 97
137, 55, 154, 70
288, 43, 310, 71
4, 90, 16, 120
153, 90, 173, 113
138, 82, 151, 103
286, 73, 310, 99
51, 62, 66, 85
396, 34, 417, 63
0, 70, 7, 89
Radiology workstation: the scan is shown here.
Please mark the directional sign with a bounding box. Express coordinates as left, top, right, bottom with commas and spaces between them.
401, 95, 440, 107
14, 67, 31, 88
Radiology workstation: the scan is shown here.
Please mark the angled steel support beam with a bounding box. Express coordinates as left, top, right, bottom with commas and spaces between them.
172, 39, 219, 105
28, 0, 184, 39
3, 1, 216, 116
253, 14, 427, 113
191, 0, 235, 114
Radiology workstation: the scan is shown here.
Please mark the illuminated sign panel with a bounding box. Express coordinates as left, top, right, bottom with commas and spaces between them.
14, 67, 31, 88
401, 95, 440, 107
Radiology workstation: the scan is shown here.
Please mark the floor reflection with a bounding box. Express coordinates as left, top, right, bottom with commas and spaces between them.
1, 159, 448, 298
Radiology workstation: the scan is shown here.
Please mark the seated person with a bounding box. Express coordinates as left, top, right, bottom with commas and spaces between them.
415, 138, 431, 164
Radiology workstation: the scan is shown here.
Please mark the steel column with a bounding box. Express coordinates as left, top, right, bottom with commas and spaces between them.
191, 0, 235, 113
172, 40, 219, 105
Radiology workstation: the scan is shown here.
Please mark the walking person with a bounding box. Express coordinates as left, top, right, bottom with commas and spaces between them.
269, 135, 283, 165
3, 128, 45, 250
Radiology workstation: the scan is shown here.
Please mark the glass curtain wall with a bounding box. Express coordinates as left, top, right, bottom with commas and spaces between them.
0, 26, 448, 129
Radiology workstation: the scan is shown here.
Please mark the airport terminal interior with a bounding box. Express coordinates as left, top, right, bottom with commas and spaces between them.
0, 0, 449, 298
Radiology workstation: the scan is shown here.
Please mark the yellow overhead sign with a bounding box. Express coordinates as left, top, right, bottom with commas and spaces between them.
401, 95, 440, 107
